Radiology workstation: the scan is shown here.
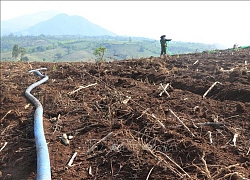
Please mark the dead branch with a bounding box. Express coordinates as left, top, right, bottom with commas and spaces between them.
66, 123, 99, 135
159, 83, 170, 97
218, 172, 247, 180
193, 60, 199, 65
156, 151, 191, 178
196, 122, 226, 127
0, 110, 12, 123
208, 131, 213, 144
224, 115, 240, 120
88, 166, 93, 176
1, 125, 15, 135
66, 152, 78, 167
232, 133, 238, 146
203, 81, 222, 99
247, 147, 250, 155
201, 152, 212, 179
126, 131, 185, 178
146, 165, 155, 180
168, 109, 195, 137
52, 114, 61, 134
142, 143, 184, 178
151, 113, 166, 130
219, 67, 235, 73
212, 163, 242, 179
67, 82, 97, 95
87, 132, 114, 154
170, 122, 226, 129
15, 146, 35, 153
76, 124, 98, 134
192, 163, 207, 178
0, 142, 8, 152
136, 108, 150, 119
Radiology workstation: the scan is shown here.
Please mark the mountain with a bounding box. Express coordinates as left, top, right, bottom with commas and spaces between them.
1, 10, 61, 36
15, 13, 116, 36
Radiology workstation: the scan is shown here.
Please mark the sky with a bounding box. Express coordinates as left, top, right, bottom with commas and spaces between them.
1, 1, 250, 48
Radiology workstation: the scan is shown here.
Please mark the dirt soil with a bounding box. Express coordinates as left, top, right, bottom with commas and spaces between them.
1, 48, 250, 180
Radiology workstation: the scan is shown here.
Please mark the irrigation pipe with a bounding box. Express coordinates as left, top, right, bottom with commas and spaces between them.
25, 68, 51, 180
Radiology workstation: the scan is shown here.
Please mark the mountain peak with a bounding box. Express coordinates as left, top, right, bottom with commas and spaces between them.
1, 11, 116, 37
1, 10, 61, 35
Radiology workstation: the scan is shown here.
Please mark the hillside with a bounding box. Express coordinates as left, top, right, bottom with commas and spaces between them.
0, 47, 250, 179
1, 35, 220, 62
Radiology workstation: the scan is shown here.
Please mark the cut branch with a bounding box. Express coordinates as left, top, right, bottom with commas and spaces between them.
146, 166, 155, 180
136, 108, 150, 119
168, 109, 195, 137
219, 67, 235, 73
127, 132, 185, 178
0, 110, 12, 123
143, 144, 184, 178
203, 81, 222, 99
157, 151, 191, 178
159, 83, 170, 97
197, 122, 226, 127
66, 152, 77, 167
201, 152, 211, 179
246, 147, 250, 155
208, 131, 212, 144
52, 114, 61, 134
151, 113, 166, 130
87, 132, 114, 154
232, 133, 238, 146
169, 122, 226, 129
68, 82, 97, 95
0, 142, 8, 152
193, 60, 199, 65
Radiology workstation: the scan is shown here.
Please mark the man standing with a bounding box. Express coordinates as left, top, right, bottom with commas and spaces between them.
160, 35, 171, 56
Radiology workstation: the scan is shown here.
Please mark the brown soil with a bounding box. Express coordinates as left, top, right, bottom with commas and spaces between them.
1, 48, 250, 180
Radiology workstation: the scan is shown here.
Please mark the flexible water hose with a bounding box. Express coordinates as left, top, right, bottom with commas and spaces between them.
25, 68, 51, 180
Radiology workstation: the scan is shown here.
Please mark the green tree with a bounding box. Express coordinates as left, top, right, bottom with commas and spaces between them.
93, 47, 107, 62
139, 45, 144, 52
22, 56, 29, 61
66, 45, 71, 54
19, 47, 26, 61
12, 44, 19, 59
36, 46, 45, 52
55, 53, 62, 60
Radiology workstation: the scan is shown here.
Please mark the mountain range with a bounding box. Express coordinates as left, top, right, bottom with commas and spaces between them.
1, 11, 116, 36
1, 10, 60, 35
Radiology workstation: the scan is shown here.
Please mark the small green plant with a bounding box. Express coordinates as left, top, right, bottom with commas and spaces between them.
93, 47, 107, 62
53, 64, 57, 71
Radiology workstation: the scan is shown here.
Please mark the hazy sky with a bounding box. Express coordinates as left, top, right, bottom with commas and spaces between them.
1, 1, 250, 48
